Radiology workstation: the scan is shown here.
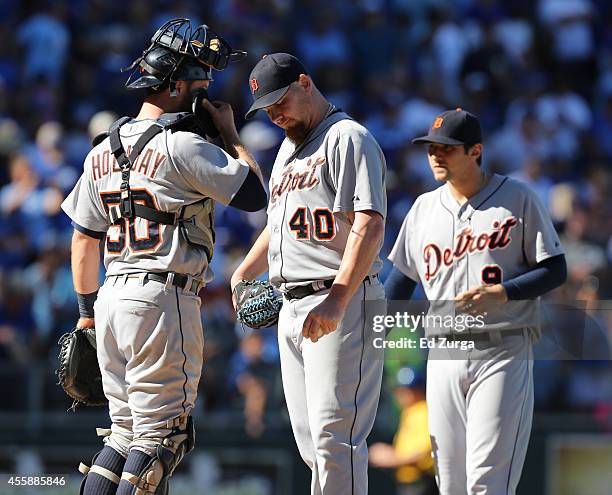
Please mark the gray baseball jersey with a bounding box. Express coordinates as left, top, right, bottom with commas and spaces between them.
389, 174, 564, 333
270, 107, 387, 495
61, 118, 251, 463
388, 173, 564, 495
62, 119, 249, 280
267, 109, 387, 289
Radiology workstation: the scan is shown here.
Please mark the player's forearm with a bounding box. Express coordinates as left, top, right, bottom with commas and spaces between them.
330, 211, 384, 309
231, 228, 270, 286
220, 131, 264, 183
392, 448, 433, 469
71, 230, 102, 294
235, 144, 264, 183
384, 267, 418, 300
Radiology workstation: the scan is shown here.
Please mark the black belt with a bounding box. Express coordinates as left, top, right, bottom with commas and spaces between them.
106, 271, 203, 294
284, 274, 379, 301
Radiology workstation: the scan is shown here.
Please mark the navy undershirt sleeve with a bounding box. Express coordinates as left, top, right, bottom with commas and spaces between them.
72, 221, 106, 240
229, 169, 267, 212
384, 266, 418, 300
502, 254, 567, 300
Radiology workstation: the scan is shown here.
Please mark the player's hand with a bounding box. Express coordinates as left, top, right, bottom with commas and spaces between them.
368, 443, 398, 468
455, 284, 508, 315
201, 99, 239, 140
230, 275, 241, 310
76, 317, 95, 329
302, 295, 346, 343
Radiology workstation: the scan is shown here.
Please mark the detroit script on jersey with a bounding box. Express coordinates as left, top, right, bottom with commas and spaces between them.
424, 216, 518, 282
269, 156, 325, 205
388, 174, 565, 332
266, 110, 387, 288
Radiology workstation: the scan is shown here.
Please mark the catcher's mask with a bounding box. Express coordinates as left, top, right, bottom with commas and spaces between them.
124, 18, 247, 91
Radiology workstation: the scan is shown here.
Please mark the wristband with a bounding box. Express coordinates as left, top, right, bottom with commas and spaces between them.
77, 290, 98, 318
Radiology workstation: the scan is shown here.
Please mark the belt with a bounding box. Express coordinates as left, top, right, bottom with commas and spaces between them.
284, 274, 379, 301
442, 328, 525, 342
106, 271, 203, 294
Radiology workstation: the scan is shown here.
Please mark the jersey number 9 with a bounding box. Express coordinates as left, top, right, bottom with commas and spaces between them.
481, 265, 502, 285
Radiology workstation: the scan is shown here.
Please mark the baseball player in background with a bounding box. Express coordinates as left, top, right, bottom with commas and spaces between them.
61, 19, 266, 495
385, 109, 567, 494
231, 53, 387, 495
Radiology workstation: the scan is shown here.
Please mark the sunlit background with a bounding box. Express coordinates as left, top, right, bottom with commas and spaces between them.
0, 0, 610, 494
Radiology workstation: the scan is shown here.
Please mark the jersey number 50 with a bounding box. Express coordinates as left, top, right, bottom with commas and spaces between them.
100, 189, 162, 254
289, 207, 336, 241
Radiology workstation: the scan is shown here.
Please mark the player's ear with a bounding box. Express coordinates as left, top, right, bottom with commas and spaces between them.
469, 144, 482, 161
298, 74, 311, 93
174, 80, 186, 95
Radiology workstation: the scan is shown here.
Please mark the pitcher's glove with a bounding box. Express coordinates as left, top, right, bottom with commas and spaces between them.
234, 280, 283, 329
56, 327, 107, 410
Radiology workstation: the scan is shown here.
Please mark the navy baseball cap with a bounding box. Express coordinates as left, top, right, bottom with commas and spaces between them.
245, 53, 308, 119
412, 108, 482, 146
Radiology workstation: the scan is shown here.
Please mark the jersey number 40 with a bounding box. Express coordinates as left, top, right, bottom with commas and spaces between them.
100, 189, 163, 254
288, 207, 336, 241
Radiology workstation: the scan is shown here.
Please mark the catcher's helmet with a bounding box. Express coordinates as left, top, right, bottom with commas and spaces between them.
124, 18, 247, 90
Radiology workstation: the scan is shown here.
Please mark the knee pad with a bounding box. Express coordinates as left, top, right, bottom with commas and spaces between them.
120, 415, 195, 495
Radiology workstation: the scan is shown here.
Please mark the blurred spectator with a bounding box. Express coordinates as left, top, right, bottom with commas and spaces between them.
429, 7, 473, 101
17, 3, 70, 85
0, 0, 609, 427
228, 332, 278, 437
538, 0, 597, 94
24, 121, 78, 191
532, 77, 592, 161
23, 245, 75, 349
560, 208, 607, 282
350, 10, 397, 81
493, 7, 534, 65
487, 111, 552, 173
370, 368, 437, 495
296, 8, 349, 72
0, 153, 65, 253
199, 286, 239, 411
364, 91, 413, 162
87, 111, 120, 143
593, 93, 612, 159
510, 156, 554, 207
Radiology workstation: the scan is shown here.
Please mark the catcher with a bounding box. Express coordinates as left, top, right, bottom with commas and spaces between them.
59, 18, 265, 495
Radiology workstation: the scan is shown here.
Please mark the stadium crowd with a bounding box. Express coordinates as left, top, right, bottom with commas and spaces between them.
0, 0, 611, 436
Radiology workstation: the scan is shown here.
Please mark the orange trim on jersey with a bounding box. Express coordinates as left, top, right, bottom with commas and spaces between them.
99, 192, 126, 255
127, 188, 164, 254
99, 188, 165, 255
312, 208, 336, 241
288, 206, 310, 240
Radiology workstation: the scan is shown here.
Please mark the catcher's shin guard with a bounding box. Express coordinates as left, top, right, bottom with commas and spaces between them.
79, 444, 126, 495
117, 415, 195, 495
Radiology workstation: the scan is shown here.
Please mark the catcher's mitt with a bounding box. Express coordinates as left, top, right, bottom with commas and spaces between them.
234, 280, 283, 329
56, 327, 107, 410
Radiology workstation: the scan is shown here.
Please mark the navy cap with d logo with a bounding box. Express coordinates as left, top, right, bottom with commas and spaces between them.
245, 53, 308, 119
412, 108, 482, 145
